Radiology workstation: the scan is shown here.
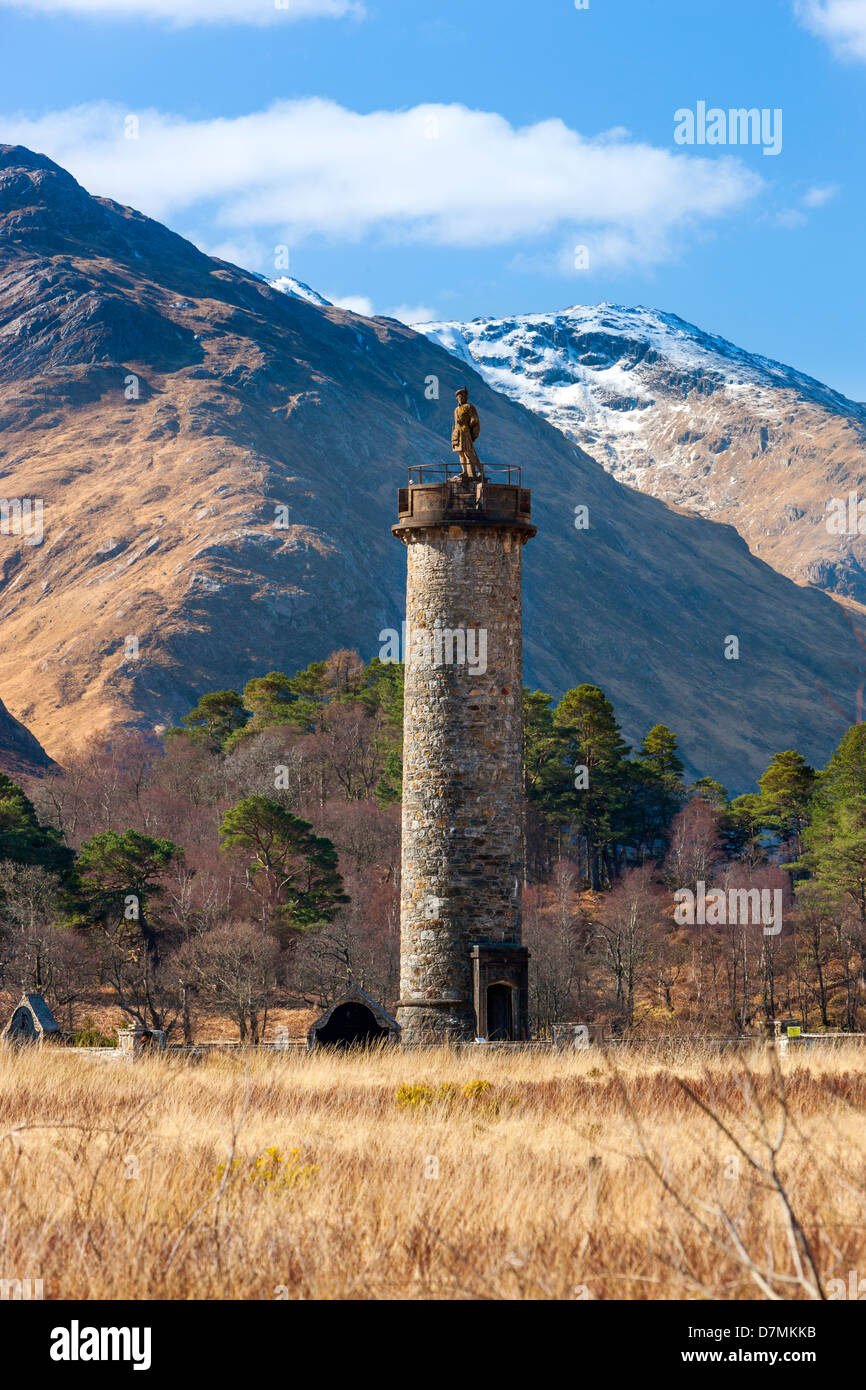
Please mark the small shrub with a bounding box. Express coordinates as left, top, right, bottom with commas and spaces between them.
395, 1083, 437, 1108
251, 1146, 319, 1190
217, 1146, 319, 1192
462, 1078, 500, 1116
67, 1016, 117, 1048
462, 1079, 493, 1101
395, 1079, 500, 1116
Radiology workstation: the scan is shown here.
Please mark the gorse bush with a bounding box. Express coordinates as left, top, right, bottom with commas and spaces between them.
394, 1082, 437, 1108
217, 1145, 320, 1192
395, 1079, 499, 1113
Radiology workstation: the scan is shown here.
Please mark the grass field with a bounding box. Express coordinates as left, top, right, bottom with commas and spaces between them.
1, 1042, 865, 1300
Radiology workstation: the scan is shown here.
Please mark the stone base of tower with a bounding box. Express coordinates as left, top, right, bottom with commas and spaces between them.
396, 1000, 475, 1044
397, 943, 530, 1044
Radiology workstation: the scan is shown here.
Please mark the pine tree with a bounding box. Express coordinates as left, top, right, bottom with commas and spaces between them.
0, 773, 74, 875
219, 796, 349, 934
77, 829, 181, 961
181, 689, 249, 746
632, 723, 686, 855
242, 672, 298, 727
798, 726, 866, 1027
757, 749, 815, 860
554, 685, 631, 887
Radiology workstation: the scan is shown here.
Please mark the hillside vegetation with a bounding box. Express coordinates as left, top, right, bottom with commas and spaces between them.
3, 646, 866, 1040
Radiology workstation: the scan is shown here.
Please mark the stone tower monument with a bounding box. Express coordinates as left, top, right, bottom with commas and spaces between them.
392, 390, 536, 1043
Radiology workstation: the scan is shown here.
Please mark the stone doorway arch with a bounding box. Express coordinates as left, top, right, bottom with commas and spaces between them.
7, 1007, 37, 1044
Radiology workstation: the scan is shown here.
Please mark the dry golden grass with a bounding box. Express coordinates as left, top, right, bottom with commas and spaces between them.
1, 1042, 865, 1300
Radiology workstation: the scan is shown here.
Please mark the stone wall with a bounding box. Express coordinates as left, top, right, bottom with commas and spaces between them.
397, 520, 529, 1041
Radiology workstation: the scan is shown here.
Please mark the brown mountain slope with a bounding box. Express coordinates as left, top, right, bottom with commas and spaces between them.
0, 696, 54, 778
0, 145, 864, 790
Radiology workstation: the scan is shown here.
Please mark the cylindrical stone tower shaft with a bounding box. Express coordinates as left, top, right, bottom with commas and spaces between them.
393, 474, 536, 1042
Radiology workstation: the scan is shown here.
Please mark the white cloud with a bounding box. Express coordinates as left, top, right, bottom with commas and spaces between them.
776, 208, 807, 229
322, 298, 437, 325
801, 182, 840, 207
0, 0, 361, 24
0, 99, 761, 268
775, 182, 841, 227
327, 293, 374, 316
795, 0, 866, 60
384, 304, 438, 325
204, 235, 270, 267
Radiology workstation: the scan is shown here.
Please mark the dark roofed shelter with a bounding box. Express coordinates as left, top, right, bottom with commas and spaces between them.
307, 988, 400, 1050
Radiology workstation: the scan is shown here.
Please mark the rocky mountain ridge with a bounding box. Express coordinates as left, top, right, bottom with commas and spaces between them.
420, 303, 866, 604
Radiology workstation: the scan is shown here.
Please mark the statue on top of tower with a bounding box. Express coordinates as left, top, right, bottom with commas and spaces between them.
451, 387, 485, 483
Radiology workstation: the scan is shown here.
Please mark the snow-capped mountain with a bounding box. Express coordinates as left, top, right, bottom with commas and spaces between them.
269, 275, 332, 308
420, 304, 866, 606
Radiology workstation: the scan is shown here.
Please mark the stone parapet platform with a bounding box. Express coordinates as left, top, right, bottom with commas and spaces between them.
393, 476, 535, 541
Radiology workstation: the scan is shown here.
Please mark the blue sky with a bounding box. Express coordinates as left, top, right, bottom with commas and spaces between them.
1, 0, 864, 398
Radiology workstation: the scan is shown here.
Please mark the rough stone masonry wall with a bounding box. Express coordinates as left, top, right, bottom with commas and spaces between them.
398, 524, 526, 1042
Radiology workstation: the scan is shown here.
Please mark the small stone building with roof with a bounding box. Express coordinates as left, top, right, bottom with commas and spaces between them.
3, 993, 61, 1045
